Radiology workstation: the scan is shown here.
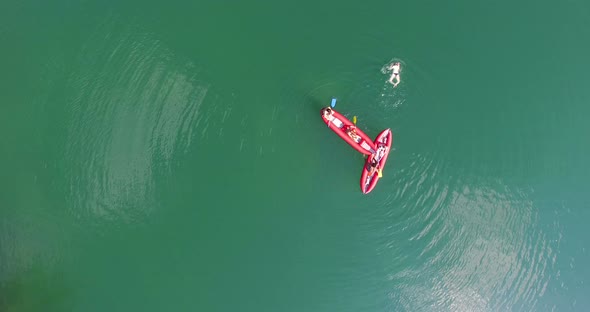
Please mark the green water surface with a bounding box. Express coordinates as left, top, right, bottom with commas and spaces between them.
2, 0, 590, 311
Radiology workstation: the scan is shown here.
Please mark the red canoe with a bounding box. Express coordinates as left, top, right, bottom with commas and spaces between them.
360, 128, 393, 194
320, 107, 376, 155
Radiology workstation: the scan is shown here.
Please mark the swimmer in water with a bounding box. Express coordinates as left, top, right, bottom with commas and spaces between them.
387, 62, 401, 88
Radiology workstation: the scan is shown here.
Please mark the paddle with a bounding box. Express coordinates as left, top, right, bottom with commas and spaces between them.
353, 116, 357, 125
378, 169, 383, 178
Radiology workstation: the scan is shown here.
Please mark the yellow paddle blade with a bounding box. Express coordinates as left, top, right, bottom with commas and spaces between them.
377, 169, 383, 178
353, 116, 357, 124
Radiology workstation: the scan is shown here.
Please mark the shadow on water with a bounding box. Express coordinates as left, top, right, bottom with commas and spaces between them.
0, 265, 71, 312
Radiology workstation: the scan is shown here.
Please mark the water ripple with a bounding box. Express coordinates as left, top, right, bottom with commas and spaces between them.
381, 178, 559, 311
63, 17, 209, 225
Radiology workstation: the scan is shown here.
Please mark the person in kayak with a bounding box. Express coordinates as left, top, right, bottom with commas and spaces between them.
367, 157, 379, 176
323, 107, 334, 121
387, 62, 401, 87
346, 126, 361, 142
375, 145, 387, 161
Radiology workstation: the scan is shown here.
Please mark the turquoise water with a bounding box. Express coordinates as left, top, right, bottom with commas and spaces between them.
2, 0, 590, 311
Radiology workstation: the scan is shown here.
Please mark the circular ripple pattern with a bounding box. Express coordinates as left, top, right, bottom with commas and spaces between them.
63, 18, 215, 225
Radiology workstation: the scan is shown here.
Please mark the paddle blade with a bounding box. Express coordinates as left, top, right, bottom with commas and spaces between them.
331, 98, 337, 107
353, 116, 357, 124
377, 169, 383, 178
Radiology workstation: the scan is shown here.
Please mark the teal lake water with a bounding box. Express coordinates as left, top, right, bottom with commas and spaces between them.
2, 0, 590, 311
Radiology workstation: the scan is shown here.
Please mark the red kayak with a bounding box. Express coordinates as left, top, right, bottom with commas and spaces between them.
320, 107, 376, 155
360, 129, 393, 194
